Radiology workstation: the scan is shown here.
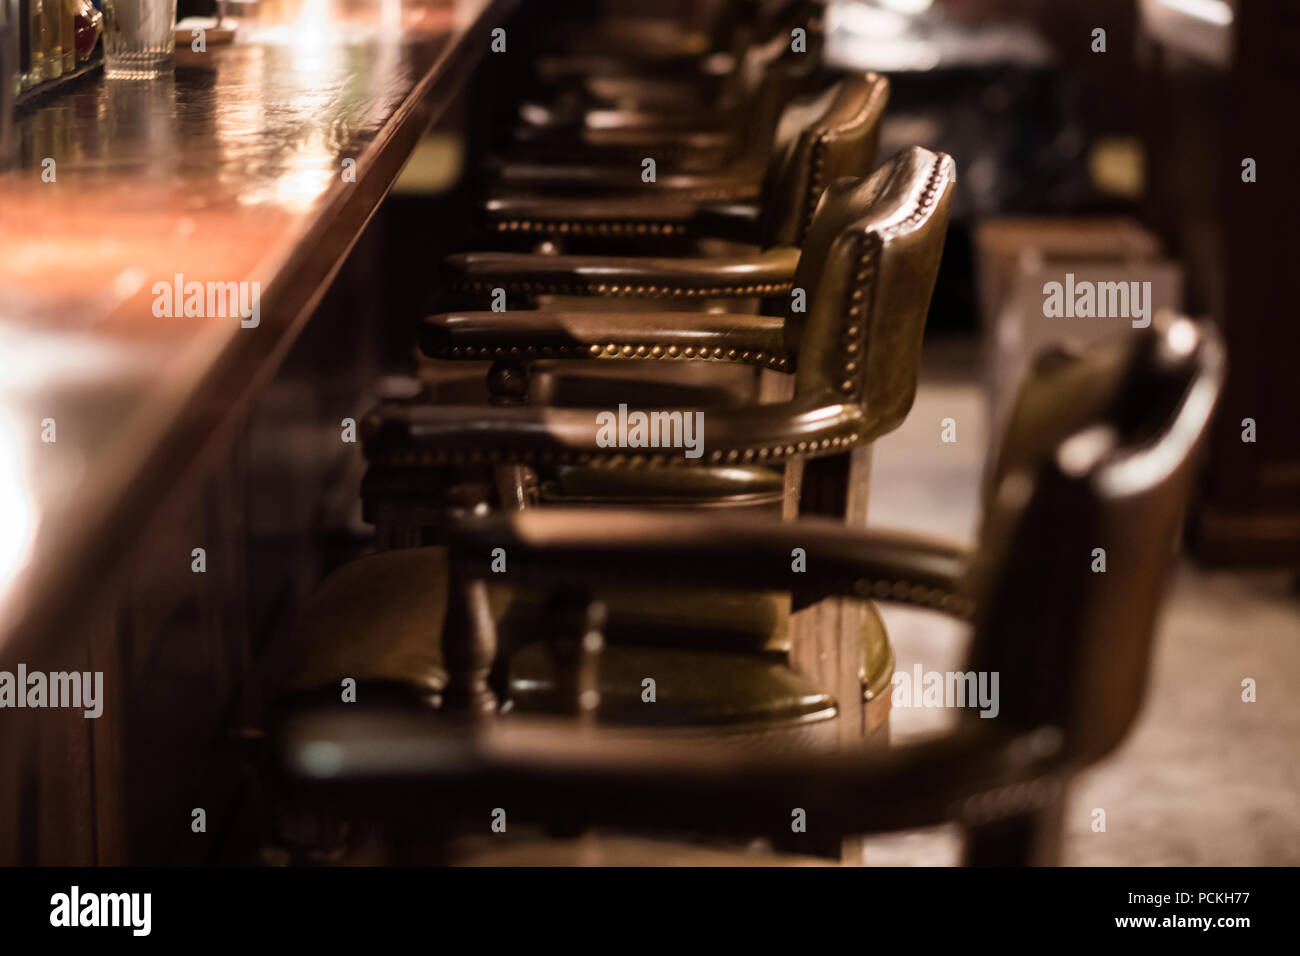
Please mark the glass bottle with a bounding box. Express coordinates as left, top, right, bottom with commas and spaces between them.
3, 0, 14, 157
27, 0, 44, 87
39, 0, 58, 80
18, 0, 31, 93
72, 0, 99, 63
59, 0, 71, 73
4, 0, 21, 97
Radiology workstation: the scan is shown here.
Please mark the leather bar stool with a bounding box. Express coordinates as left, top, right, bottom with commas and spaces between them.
495, 9, 826, 180
517, 1, 819, 106
523, 1, 803, 71
367, 147, 956, 525
415, 74, 892, 517
510, 2, 822, 118
273, 316, 1225, 865
421, 73, 888, 412
264, 149, 956, 770
453, 73, 889, 294
521, 1, 755, 74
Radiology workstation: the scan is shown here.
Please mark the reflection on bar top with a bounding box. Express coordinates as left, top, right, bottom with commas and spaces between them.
0, 0, 510, 660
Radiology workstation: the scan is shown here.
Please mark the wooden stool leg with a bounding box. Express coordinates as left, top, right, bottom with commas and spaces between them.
441, 569, 498, 715
787, 446, 883, 864
962, 789, 1066, 866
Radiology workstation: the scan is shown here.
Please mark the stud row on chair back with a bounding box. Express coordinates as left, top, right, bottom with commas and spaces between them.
729, 12, 827, 161
756, 72, 889, 249
786, 147, 956, 427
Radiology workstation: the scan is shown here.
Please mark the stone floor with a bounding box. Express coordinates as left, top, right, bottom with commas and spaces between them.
859, 339, 1300, 866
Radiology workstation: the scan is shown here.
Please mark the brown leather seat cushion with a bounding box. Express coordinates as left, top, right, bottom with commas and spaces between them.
263, 546, 851, 734
508, 643, 831, 728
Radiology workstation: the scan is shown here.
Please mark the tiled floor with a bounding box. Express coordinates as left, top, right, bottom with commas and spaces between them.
859, 339, 1300, 866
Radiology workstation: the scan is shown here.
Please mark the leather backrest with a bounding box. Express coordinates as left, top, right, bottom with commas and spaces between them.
714, 0, 810, 56
733, 15, 826, 159
788, 147, 956, 443
708, 0, 756, 50
757, 73, 889, 247
966, 317, 1225, 763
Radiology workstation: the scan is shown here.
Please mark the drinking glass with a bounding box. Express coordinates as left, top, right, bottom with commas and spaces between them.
103, 0, 176, 79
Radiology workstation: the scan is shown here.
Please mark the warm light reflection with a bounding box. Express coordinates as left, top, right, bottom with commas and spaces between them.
829, 3, 913, 40
225, 0, 407, 210
380, 0, 402, 32
826, 2, 941, 71
289, 0, 341, 77
0, 320, 163, 619
1158, 0, 1233, 27
876, 0, 934, 14
0, 0, 481, 658
0, 409, 39, 594
238, 166, 337, 209
240, 0, 380, 51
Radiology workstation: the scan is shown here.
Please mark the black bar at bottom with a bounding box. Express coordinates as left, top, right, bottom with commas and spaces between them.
0, 865, 1283, 942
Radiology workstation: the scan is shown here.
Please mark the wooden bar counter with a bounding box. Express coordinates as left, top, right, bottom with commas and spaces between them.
0, 0, 517, 863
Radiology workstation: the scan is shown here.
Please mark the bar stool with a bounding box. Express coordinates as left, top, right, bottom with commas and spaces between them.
368, 147, 956, 528
272, 316, 1225, 865
462, 70, 889, 260
264, 149, 956, 769
516, 2, 819, 109
494, 8, 826, 177
420, 73, 888, 414
523, 1, 764, 71
407, 74, 894, 545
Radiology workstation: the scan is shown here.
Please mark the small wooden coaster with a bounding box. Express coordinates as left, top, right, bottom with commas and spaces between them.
175, 19, 238, 46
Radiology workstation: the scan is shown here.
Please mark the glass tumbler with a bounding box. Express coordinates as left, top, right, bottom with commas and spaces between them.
103, 0, 175, 79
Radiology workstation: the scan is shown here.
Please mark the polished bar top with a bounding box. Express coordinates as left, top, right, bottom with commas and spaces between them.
0, 0, 515, 662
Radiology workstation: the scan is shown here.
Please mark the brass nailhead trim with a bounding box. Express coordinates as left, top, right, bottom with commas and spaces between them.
955, 777, 1065, 826
453, 279, 791, 299
836, 156, 949, 400
799, 78, 889, 244
530, 143, 726, 165
496, 220, 688, 237
880, 156, 950, 241
840, 236, 876, 399
429, 343, 789, 370
369, 429, 857, 470
852, 576, 975, 620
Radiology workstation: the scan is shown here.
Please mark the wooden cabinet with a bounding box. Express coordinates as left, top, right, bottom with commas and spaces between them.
1139, 0, 1300, 566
